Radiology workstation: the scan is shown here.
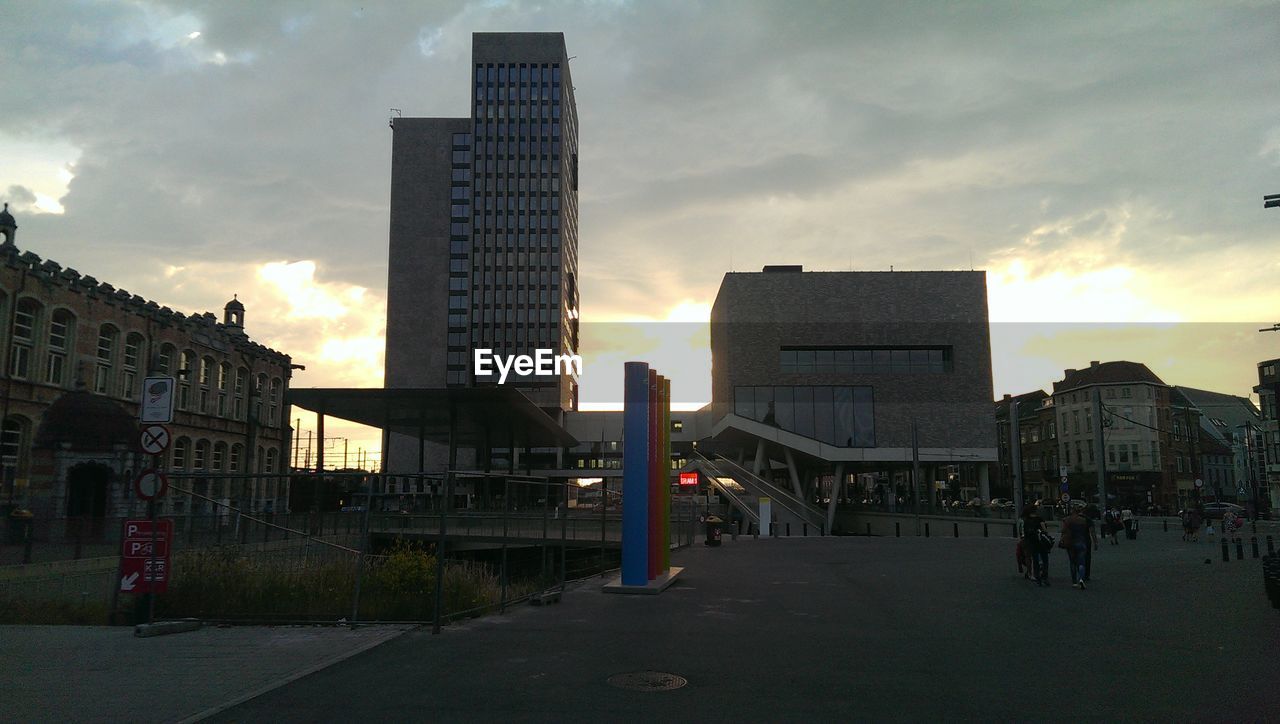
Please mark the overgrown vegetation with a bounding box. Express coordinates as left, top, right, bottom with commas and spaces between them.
155, 540, 541, 622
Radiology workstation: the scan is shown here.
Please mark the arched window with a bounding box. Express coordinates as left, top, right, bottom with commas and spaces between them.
1, 416, 29, 482
193, 440, 209, 471
94, 324, 119, 394
233, 367, 248, 420
178, 351, 195, 410
265, 448, 279, 504
10, 298, 42, 380
172, 437, 190, 471
46, 309, 75, 386
199, 356, 214, 413
217, 362, 231, 416
121, 332, 145, 400
268, 377, 282, 426
254, 373, 267, 422
157, 343, 175, 376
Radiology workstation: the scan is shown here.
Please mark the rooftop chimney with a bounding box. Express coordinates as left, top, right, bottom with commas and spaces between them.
1064, 369, 1077, 377
1003, 394, 1011, 400
1090, 360, 1100, 367
761, 265, 803, 273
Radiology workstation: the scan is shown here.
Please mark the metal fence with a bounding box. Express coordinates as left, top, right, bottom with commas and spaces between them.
0, 472, 697, 627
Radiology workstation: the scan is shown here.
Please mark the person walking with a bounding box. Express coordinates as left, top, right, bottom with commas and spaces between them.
1023, 502, 1051, 586
1062, 505, 1096, 589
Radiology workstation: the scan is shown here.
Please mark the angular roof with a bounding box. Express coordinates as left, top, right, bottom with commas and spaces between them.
1174, 386, 1262, 446
995, 390, 1048, 419
34, 390, 135, 452
1053, 361, 1165, 393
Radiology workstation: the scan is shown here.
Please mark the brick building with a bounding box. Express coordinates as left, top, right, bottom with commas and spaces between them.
0, 205, 294, 524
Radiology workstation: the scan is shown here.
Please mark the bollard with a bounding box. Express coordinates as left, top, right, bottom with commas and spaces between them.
786, 523, 792, 537
953, 522, 959, 538
896, 522, 901, 537
1252, 537, 1260, 559
1163, 519, 1168, 533
1268, 536, 1276, 556
983, 523, 989, 538
1236, 539, 1244, 561
1222, 537, 1230, 562
803, 523, 808, 537
925, 522, 931, 538
865, 522, 871, 536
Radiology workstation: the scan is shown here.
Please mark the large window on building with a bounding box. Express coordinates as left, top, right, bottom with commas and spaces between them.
10, 299, 40, 380
46, 309, 73, 386
779, 347, 951, 375
179, 351, 195, 410
95, 324, 119, 394
734, 386, 875, 447
122, 332, 144, 400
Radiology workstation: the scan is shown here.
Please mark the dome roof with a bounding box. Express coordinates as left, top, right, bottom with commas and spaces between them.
0, 203, 15, 228
224, 295, 245, 312
34, 390, 136, 452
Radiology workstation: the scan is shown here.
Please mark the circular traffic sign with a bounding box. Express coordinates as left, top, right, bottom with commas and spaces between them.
1194, 478, 1203, 488
139, 424, 171, 455
1060, 492, 1071, 503
135, 469, 168, 501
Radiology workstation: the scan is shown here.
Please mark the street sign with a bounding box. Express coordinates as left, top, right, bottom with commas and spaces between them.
139, 424, 171, 455
1194, 478, 1203, 489
119, 519, 173, 594
1060, 478, 1069, 493
139, 377, 176, 424
1060, 492, 1071, 504
1059, 466, 1069, 478
134, 470, 168, 501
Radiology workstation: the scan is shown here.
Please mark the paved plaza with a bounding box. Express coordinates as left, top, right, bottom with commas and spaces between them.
2, 527, 1275, 723
214, 528, 1279, 723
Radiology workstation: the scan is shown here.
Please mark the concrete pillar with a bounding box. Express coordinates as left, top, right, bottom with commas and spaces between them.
827, 464, 843, 535
978, 462, 991, 501
783, 448, 803, 499
752, 439, 767, 477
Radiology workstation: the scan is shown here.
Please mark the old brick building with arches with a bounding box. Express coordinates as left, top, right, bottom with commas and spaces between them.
0, 205, 294, 525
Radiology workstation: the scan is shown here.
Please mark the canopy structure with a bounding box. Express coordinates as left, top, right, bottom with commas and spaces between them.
288, 387, 578, 471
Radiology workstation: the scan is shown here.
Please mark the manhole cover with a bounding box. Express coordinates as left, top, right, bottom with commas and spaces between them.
606, 671, 688, 691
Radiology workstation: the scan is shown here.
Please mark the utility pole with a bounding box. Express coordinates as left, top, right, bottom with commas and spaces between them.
1010, 400, 1024, 519
1092, 387, 1107, 514
911, 418, 921, 535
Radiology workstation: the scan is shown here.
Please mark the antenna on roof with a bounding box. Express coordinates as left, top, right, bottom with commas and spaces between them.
388, 108, 402, 129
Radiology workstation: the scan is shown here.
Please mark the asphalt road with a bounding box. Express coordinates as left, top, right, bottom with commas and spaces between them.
213, 529, 1280, 723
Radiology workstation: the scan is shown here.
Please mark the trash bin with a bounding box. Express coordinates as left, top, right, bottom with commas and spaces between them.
704, 515, 723, 547
7, 508, 33, 545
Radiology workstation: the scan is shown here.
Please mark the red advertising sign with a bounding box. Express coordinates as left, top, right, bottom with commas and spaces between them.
119, 519, 174, 594
679, 472, 699, 487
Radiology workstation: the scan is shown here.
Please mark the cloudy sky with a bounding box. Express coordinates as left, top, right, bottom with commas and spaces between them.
4, 0, 1279, 463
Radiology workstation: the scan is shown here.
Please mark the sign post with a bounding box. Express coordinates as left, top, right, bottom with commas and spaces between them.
120, 519, 173, 594
140, 377, 176, 424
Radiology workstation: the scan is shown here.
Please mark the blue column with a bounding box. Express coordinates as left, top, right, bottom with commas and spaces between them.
622, 362, 651, 586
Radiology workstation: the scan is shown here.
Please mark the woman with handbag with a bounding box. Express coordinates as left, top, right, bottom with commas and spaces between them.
1023, 502, 1051, 586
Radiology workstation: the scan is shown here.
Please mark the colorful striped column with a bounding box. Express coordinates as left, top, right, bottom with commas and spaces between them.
662, 376, 672, 571
621, 362, 650, 586
647, 370, 661, 580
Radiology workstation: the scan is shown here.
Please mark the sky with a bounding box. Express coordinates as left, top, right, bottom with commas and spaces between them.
3, 0, 1279, 466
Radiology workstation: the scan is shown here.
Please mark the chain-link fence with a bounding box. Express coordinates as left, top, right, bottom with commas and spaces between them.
1, 472, 697, 626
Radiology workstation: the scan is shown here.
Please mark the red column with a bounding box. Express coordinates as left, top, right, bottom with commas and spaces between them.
648, 370, 660, 580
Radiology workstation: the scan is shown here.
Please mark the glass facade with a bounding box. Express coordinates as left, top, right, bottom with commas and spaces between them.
779, 347, 950, 374
734, 386, 875, 447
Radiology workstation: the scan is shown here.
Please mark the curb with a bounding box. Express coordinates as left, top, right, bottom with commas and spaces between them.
135, 619, 202, 638
175, 624, 419, 723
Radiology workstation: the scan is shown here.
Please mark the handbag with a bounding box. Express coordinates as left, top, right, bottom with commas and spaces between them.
1038, 529, 1055, 550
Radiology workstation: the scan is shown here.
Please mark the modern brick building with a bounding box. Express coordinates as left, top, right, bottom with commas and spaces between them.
708, 267, 998, 511
0, 205, 293, 524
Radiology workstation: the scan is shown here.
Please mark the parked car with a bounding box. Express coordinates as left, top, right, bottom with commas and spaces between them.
988, 498, 1014, 510
1201, 502, 1244, 519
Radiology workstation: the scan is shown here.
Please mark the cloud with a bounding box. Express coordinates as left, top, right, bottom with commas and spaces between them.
4, 0, 1279, 454
6, 185, 38, 207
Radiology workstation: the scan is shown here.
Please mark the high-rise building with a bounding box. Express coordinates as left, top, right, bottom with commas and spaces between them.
384, 32, 579, 470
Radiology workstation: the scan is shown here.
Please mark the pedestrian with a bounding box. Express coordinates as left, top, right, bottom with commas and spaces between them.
1180, 509, 1192, 541
1222, 510, 1237, 541
1189, 508, 1202, 542
1061, 505, 1096, 590
1023, 502, 1051, 586
1105, 508, 1120, 545
1121, 507, 1136, 540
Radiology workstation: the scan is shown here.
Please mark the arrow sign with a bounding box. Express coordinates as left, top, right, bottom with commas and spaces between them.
121, 572, 139, 591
